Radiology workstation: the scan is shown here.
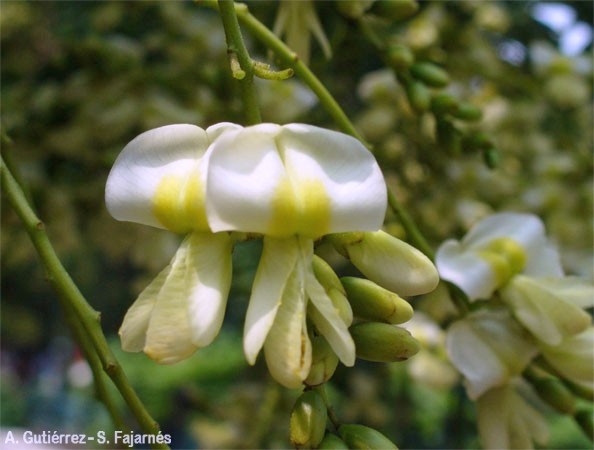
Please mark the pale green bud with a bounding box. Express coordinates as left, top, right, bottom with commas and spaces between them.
339, 424, 398, 449
405, 79, 430, 112
387, 44, 414, 71
372, 0, 419, 22
290, 390, 328, 449
350, 322, 420, 362
336, 0, 375, 18
305, 336, 340, 387
341, 277, 413, 324
318, 433, 349, 449
410, 62, 450, 88
311, 256, 353, 326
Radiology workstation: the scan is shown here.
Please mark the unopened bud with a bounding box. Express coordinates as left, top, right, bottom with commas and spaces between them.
336, 0, 375, 18
351, 322, 420, 362
436, 120, 461, 156
341, 277, 413, 324
574, 406, 594, 441
339, 424, 398, 449
290, 390, 328, 449
452, 102, 483, 121
387, 44, 414, 71
318, 433, 349, 449
532, 376, 576, 415
312, 256, 353, 325
461, 132, 493, 152
405, 79, 431, 113
372, 0, 419, 22
431, 93, 458, 115
410, 62, 449, 88
305, 336, 340, 387
483, 147, 499, 169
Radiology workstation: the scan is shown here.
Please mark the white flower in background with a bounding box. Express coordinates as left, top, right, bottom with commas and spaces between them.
436, 212, 563, 301
205, 123, 386, 388
477, 382, 549, 450
273, 0, 332, 65
446, 309, 537, 399
105, 123, 240, 363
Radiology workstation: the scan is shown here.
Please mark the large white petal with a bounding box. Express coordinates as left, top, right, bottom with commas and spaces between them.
243, 236, 300, 364
263, 255, 312, 388
501, 275, 591, 346
436, 239, 498, 300
207, 124, 287, 235
279, 124, 386, 235
462, 212, 563, 276
185, 232, 233, 347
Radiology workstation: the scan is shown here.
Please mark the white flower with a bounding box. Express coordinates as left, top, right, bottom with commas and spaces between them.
105, 123, 239, 363
205, 123, 387, 387
477, 382, 549, 450
446, 309, 537, 399
436, 212, 563, 301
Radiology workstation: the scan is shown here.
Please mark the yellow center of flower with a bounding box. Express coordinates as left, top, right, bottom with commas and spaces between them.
269, 178, 331, 239
153, 174, 209, 233
476, 237, 527, 287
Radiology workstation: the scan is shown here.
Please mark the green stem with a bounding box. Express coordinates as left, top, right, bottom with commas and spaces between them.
0, 156, 169, 450
218, 0, 262, 124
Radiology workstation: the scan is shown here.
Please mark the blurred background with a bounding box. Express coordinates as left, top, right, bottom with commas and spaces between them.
1, 1, 592, 448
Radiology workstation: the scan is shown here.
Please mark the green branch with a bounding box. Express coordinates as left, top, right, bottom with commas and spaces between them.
218, 0, 262, 125
0, 156, 169, 450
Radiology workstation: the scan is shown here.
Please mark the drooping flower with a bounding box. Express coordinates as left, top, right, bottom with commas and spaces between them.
477, 382, 549, 450
204, 123, 387, 387
105, 123, 240, 363
436, 212, 563, 301
446, 308, 537, 399
273, 0, 332, 65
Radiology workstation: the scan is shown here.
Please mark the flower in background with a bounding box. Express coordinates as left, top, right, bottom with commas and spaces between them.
273, 0, 332, 65
105, 123, 240, 364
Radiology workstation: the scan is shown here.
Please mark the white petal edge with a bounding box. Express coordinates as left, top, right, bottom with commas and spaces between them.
243, 236, 300, 364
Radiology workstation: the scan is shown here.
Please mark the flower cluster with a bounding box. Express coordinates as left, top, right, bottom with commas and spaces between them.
436, 212, 593, 448
105, 122, 438, 388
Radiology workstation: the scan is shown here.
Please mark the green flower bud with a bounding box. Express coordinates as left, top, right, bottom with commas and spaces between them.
387, 44, 414, 71
405, 79, 431, 113
341, 277, 413, 324
532, 376, 576, 415
436, 120, 461, 156
339, 424, 398, 449
410, 62, 449, 88
574, 406, 594, 441
431, 93, 458, 115
372, 0, 419, 22
318, 433, 349, 449
336, 0, 375, 18
461, 132, 493, 152
350, 322, 420, 362
290, 390, 328, 449
452, 102, 483, 121
483, 147, 499, 169
305, 336, 340, 386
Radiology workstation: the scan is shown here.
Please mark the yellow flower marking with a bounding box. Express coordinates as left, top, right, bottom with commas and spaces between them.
269, 178, 330, 239
477, 237, 527, 287
153, 174, 209, 233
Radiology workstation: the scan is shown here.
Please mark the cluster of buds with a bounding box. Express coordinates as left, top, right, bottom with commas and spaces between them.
436, 212, 594, 448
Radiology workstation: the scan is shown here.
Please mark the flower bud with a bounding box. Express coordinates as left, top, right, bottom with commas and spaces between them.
336, 0, 375, 18
290, 390, 328, 449
338, 424, 398, 449
387, 44, 414, 71
305, 336, 340, 386
531, 376, 576, 415
351, 322, 420, 362
341, 277, 413, 324
405, 79, 431, 113
483, 147, 499, 169
461, 131, 493, 152
372, 0, 419, 22
452, 102, 483, 121
436, 120, 461, 156
410, 62, 449, 88
312, 256, 353, 325
574, 407, 594, 441
318, 433, 349, 449
431, 93, 458, 115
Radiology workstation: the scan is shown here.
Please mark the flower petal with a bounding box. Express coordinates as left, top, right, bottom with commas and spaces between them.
207, 124, 387, 238
185, 232, 233, 347
501, 275, 591, 346
532, 276, 594, 308
462, 212, 563, 277
105, 123, 241, 233
436, 239, 499, 300
342, 231, 439, 297
243, 236, 300, 364
263, 248, 312, 388
446, 309, 537, 399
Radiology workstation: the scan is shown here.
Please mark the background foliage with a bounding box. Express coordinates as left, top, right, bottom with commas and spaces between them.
1, 1, 592, 448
